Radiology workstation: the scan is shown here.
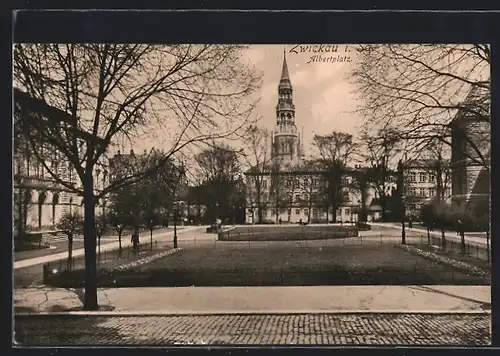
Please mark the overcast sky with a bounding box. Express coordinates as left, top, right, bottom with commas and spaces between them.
129, 44, 362, 160
243, 44, 361, 150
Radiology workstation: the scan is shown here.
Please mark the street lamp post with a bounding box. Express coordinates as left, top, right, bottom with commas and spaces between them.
150, 219, 153, 250
173, 203, 178, 248
398, 160, 406, 245
103, 168, 108, 233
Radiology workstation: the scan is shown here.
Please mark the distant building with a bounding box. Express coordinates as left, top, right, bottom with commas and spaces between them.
402, 159, 452, 217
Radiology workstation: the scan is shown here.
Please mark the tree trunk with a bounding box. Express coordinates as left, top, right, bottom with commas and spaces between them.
486, 231, 490, 263
380, 194, 387, 222
82, 177, 98, 311
427, 228, 431, 245
118, 231, 122, 258
331, 207, 337, 224
460, 232, 466, 254
441, 226, 446, 250
67, 235, 73, 270
38, 203, 43, 229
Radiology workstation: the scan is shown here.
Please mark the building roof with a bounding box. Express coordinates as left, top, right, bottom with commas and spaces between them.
404, 158, 450, 169
14, 88, 106, 146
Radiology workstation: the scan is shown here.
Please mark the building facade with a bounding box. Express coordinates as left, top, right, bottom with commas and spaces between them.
402, 159, 452, 217
449, 86, 490, 211
13, 90, 83, 234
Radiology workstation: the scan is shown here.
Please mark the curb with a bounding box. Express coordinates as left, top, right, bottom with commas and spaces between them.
15, 309, 491, 317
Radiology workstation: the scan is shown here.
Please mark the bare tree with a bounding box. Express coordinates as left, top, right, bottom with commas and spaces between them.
351, 168, 370, 222
56, 211, 84, 270
195, 144, 242, 223
359, 126, 401, 221
351, 44, 490, 170
13, 44, 261, 310
311, 132, 357, 223
241, 125, 273, 224
283, 174, 300, 223
269, 160, 285, 224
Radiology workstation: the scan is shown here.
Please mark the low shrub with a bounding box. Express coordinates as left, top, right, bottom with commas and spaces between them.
356, 222, 371, 231
255, 219, 276, 225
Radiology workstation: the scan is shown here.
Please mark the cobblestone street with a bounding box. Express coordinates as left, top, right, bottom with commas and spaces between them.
14, 313, 490, 346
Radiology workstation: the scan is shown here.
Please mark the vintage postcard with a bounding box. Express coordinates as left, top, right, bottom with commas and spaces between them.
13, 43, 491, 346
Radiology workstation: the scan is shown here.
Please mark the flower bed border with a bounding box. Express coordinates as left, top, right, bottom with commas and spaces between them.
397, 244, 490, 278
110, 248, 183, 272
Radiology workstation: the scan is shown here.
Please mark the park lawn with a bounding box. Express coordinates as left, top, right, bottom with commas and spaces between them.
117, 243, 490, 287
17, 242, 172, 288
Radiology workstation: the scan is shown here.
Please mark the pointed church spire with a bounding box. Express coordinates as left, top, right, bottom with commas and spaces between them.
280, 48, 290, 82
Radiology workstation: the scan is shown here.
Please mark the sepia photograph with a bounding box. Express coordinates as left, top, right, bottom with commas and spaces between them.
12, 43, 491, 346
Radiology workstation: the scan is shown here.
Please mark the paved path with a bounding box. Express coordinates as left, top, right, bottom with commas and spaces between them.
14, 285, 491, 315
14, 226, 211, 270
14, 313, 490, 345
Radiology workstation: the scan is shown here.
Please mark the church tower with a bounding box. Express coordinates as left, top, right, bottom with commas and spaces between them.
272, 50, 302, 167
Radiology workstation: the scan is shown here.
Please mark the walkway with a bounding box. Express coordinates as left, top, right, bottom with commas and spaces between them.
14, 226, 210, 270
14, 285, 491, 315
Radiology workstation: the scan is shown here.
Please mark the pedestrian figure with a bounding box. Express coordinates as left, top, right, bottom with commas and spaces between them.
457, 219, 462, 236
279, 217, 282, 225
131, 226, 140, 253
408, 219, 413, 229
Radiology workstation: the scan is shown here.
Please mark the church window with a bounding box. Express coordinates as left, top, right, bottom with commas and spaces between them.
295, 209, 300, 215
295, 194, 300, 202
